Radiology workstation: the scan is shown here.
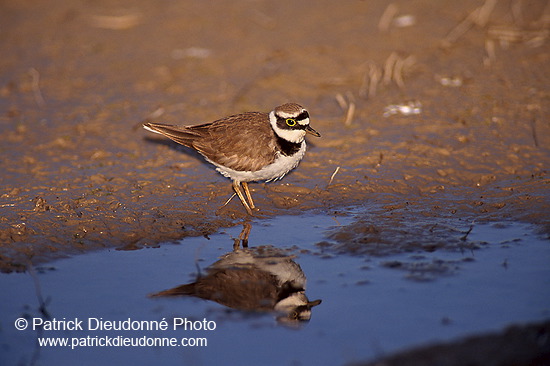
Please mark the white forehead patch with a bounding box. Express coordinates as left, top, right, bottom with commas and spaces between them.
276, 109, 304, 119
297, 117, 310, 126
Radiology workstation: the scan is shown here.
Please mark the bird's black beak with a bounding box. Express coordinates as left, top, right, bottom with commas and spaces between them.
306, 125, 321, 137
307, 299, 322, 308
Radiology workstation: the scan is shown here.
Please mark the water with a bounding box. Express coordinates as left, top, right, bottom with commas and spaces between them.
1, 214, 549, 366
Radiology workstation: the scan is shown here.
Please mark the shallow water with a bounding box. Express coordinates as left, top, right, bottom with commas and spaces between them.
2, 213, 549, 366
1, 1, 549, 364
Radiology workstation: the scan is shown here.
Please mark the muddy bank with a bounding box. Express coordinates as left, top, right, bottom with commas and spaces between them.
356, 319, 550, 366
1, 0, 549, 271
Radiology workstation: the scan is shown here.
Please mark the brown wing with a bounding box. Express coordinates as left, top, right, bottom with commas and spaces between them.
191, 112, 278, 172
150, 267, 279, 311
144, 112, 277, 172
194, 267, 279, 310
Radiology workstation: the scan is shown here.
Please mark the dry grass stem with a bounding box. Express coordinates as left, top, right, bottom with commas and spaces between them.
335, 93, 347, 110
344, 102, 356, 126
137, 106, 166, 129
221, 193, 236, 208
90, 13, 142, 30
29, 68, 45, 107
148, 106, 166, 119
474, 0, 498, 27
367, 63, 382, 97
442, 0, 498, 46
488, 25, 549, 48
359, 62, 382, 98
530, 118, 540, 148
378, 3, 398, 32
27, 263, 51, 319
393, 56, 410, 88
442, 13, 476, 46
383, 52, 399, 85
336, 93, 356, 125
484, 39, 497, 66
444, 0, 549, 51
328, 166, 340, 187
359, 54, 413, 98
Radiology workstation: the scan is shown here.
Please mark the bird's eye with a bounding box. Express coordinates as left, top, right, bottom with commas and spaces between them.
286, 118, 296, 127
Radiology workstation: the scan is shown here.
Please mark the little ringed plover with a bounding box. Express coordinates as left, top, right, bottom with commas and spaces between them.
143, 103, 320, 214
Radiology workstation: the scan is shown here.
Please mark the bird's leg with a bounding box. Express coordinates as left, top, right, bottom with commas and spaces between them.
239, 221, 251, 247
241, 182, 255, 209
233, 221, 251, 249
232, 181, 253, 215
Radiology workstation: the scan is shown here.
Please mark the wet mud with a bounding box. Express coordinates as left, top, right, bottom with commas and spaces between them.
357, 320, 550, 366
0, 0, 548, 292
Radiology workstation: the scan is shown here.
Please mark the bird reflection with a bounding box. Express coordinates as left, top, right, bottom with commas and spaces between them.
150, 223, 321, 324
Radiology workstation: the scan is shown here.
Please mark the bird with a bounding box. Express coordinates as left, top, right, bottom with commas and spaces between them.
143, 103, 320, 215
149, 244, 322, 323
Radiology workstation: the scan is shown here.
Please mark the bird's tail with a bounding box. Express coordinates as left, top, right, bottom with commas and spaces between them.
143, 122, 201, 147
148, 283, 196, 298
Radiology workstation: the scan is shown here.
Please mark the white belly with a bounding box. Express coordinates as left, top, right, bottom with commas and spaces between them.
210, 143, 307, 183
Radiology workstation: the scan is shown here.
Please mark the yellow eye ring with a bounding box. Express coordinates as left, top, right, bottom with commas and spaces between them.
286, 118, 296, 127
